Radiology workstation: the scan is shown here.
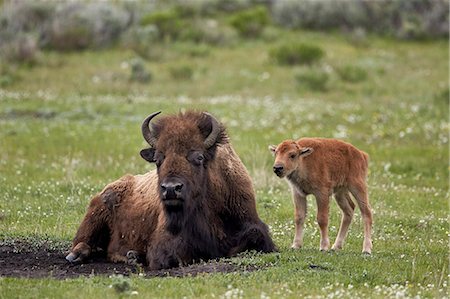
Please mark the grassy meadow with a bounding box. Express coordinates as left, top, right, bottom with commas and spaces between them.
0, 28, 448, 298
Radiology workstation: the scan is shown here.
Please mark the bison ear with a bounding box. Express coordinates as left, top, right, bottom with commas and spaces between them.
140, 148, 156, 163
299, 147, 313, 157
268, 145, 277, 155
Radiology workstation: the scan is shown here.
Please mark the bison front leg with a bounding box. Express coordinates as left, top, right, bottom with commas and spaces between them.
66, 194, 111, 263
147, 250, 180, 270
66, 242, 91, 264
229, 221, 277, 256
146, 231, 181, 270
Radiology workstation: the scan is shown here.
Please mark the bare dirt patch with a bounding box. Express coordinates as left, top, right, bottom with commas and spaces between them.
0, 238, 258, 279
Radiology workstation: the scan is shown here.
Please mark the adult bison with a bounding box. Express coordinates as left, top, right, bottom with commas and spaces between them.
66, 111, 276, 269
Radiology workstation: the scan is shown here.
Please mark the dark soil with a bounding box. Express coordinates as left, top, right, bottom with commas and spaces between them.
0, 238, 258, 279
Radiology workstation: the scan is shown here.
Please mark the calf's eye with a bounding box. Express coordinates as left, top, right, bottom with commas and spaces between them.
290, 154, 296, 159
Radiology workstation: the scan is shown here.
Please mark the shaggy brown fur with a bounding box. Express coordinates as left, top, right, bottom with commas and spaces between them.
269, 138, 372, 254
67, 111, 275, 269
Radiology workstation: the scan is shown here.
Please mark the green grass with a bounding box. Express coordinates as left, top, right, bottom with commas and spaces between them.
0, 29, 448, 298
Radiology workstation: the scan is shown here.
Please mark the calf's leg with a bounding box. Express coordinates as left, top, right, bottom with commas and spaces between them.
349, 181, 373, 254
332, 189, 355, 250
315, 191, 330, 251
291, 189, 307, 249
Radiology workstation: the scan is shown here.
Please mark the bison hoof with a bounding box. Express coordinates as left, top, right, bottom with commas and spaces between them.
66, 252, 83, 264
126, 250, 140, 265
66, 242, 91, 264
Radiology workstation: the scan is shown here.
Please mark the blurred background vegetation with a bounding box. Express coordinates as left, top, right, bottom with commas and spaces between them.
0, 0, 448, 68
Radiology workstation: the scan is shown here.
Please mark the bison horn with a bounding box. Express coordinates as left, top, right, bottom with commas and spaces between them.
203, 112, 221, 149
141, 111, 161, 147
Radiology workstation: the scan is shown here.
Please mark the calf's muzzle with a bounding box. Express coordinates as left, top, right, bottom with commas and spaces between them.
273, 165, 284, 176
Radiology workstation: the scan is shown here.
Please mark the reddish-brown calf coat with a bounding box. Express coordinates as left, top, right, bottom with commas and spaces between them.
271, 138, 372, 254
280, 138, 369, 194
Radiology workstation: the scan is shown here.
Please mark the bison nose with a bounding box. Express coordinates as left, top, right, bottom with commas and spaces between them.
161, 181, 184, 199
273, 165, 284, 175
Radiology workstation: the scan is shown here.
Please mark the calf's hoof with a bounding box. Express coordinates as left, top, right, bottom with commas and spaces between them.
331, 244, 343, 251
319, 241, 330, 251
291, 243, 302, 249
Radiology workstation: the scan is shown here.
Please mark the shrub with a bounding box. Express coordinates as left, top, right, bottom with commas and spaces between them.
49, 16, 93, 50
169, 65, 194, 80
168, 0, 273, 18
187, 0, 267, 15
260, 27, 280, 42
0, 64, 20, 87
175, 43, 211, 58
0, 1, 54, 53
187, 45, 211, 57
229, 5, 270, 38
272, 0, 449, 40
47, 3, 130, 51
421, 0, 449, 39
179, 19, 237, 46
140, 9, 184, 41
345, 27, 369, 48
129, 58, 152, 83
121, 25, 163, 61
434, 87, 449, 106
396, 17, 425, 40
270, 43, 324, 66
294, 68, 329, 92
336, 65, 368, 83
0, 1, 54, 35
272, 1, 350, 30
0, 2, 131, 52
0, 33, 39, 65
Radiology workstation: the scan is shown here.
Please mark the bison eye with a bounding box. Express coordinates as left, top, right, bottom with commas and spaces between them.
188, 151, 205, 166
290, 153, 296, 159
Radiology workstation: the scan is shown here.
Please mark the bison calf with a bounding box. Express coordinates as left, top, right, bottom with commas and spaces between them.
269, 138, 372, 254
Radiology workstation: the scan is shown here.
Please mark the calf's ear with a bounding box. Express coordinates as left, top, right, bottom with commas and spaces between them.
268, 145, 277, 155
140, 148, 156, 163
299, 147, 313, 157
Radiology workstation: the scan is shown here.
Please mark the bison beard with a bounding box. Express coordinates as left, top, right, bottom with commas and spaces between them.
67, 111, 276, 269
